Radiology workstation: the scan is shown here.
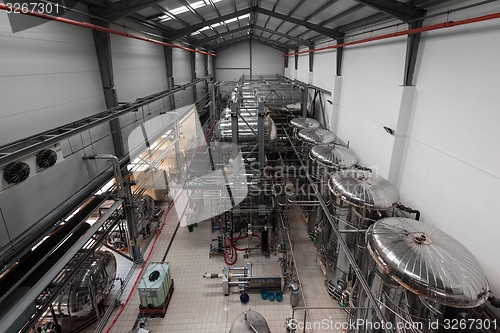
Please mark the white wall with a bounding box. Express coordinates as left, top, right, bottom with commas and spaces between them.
398, 2, 500, 307
251, 42, 285, 78
0, 5, 114, 246
215, 40, 284, 82
296, 51, 309, 83
287, 0, 500, 311
173, 42, 192, 85
111, 21, 168, 102
312, 45, 336, 91
0, 5, 106, 146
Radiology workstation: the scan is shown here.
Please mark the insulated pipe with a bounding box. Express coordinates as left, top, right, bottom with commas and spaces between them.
83, 154, 125, 198
284, 12, 500, 57
0, 196, 105, 303
0, 159, 124, 271
0, 3, 216, 57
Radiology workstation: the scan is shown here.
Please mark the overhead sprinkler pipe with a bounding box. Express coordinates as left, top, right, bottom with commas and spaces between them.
284, 12, 500, 57
0, 3, 216, 57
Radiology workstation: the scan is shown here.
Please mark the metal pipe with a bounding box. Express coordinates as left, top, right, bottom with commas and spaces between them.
284, 12, 500, 57
0, 196, 105, 303
0, 163, 119, 269
146, 137, 180, 171
83, 154, 125, 198
0, 3, 216, 56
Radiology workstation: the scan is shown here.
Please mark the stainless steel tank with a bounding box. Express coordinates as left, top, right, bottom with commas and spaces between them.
351, 217, 491, 332
289, 117, 320, 140
309, 144, 358, 185
308, 144, 358, 274
214, 113, 278, 151
54, 251, 117, 317
230, 310, 271, 333
297, 128, 336, 151
325, 169, 399, 301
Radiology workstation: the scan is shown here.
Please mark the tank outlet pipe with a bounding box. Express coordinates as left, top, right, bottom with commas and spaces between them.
0, 3, 216, 57
397, 204, 421, 220
83, 154, 125, 198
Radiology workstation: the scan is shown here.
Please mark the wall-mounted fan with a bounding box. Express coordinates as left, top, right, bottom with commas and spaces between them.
3, 162, 31, 183
36, 149, 58, 168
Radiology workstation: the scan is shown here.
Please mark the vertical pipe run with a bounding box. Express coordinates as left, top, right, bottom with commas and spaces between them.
190, 51, 198, 103
301, 84, 309, 118
231, 101, 239, 176
257, 102, 265, 206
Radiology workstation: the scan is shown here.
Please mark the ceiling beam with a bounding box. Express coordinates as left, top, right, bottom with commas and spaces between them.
352, 0, 426, 22
279, 0, 339, 41
152, 4, 211, 39
207, 32, 294, 51
254, 26, 310, 46
305, 0, 338, 20
289, 0, 306, 17
210, 34, 250, 50
251, 37, 289, 53
178, 0, 206, 22
256, 7, 344, 40
337, 12, 389, 32
167, 8, 253, 40
321, 4, 364, 26
212, 35, 288, 53
96, 0, 163, 22
252, 35, 296, 51
193, 25, 250, 46
125, 13, 174, 34
208, 0, 222, 16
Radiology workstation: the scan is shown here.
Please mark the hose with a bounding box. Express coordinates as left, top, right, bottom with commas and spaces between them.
232, 234, 262, 251
223, 237, 237, 265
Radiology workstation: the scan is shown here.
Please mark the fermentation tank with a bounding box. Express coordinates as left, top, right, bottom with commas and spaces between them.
351, 217, 491, 332
297, 129, 336, 156
54, 251, 116, 317
308, 144, 358, 273
326, 168, 399, 302
309, 144, 358, 188
289, 117, 320, 140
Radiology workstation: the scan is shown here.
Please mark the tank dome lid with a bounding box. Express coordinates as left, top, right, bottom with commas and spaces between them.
366, 217, 490, 308
290, 117, 321, 130
309, 144, 358, 169
328, 169, 399, 209
298, 128, 336, 144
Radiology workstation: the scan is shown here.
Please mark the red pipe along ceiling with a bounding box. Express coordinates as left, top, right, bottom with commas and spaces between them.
0, 3, 217, 57
285, 11, 500, 57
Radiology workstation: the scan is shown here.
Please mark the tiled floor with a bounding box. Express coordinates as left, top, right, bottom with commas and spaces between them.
90, 199, 346, 333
